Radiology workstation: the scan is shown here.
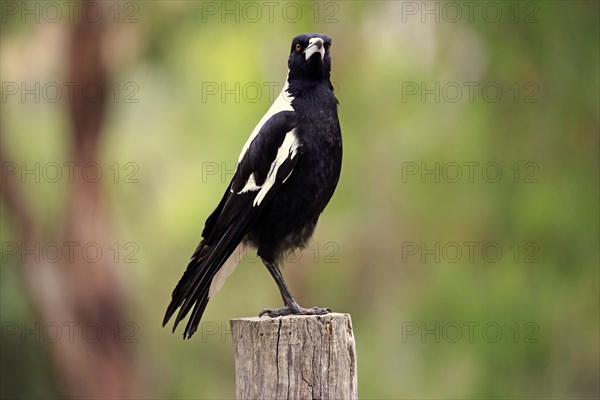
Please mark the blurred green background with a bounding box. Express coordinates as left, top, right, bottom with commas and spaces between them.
1, 1, 598, 399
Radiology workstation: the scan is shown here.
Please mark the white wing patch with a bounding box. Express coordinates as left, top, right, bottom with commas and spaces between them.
253, 129, 299, 207
237, 73, 294, 163
208, 244, 246, 298
237, 173, 261, 194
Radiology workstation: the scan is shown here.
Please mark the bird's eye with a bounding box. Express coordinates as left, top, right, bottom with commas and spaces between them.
295, 43, 301, 52
324, 43, 330, 51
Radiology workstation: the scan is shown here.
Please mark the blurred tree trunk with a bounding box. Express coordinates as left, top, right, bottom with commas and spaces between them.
1, 1, 137, 398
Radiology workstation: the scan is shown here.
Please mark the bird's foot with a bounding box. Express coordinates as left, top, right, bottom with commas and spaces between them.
259, 305, 331, 318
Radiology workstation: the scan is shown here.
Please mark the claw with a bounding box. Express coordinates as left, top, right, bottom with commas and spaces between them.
258, 305, 332, 318
308, 306, 330, 315
259, 307, 289, 318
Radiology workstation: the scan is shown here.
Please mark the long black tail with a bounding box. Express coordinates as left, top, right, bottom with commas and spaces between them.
163, 223, 246, 339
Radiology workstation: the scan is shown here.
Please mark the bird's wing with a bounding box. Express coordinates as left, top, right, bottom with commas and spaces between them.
206, 110, 300, 239
163, 110, 300, 338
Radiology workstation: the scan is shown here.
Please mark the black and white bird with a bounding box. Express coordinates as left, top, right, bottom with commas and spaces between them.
163, 33, 342, 339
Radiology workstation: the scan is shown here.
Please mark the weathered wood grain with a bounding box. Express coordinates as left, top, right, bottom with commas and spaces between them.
230, 313, 357, 400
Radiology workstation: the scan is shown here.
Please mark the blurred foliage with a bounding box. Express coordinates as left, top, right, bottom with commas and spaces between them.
1, 1, 598, 399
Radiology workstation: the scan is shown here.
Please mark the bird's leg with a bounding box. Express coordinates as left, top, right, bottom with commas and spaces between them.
259, 258, 331, 318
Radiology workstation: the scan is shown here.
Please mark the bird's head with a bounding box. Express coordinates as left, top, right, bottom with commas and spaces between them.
288, 33, 332, 82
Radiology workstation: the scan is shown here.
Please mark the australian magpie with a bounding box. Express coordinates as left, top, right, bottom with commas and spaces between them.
163, 33, 342, 339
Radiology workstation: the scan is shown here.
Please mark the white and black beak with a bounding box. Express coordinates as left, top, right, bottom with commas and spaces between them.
304, 37, 325, 60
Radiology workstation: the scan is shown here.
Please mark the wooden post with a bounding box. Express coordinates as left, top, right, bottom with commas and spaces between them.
230, 313, 357, 400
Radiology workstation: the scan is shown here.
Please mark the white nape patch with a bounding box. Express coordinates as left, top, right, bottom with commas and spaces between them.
237, 72, 294, 163
253, 129, 299, 206
208, 244, 246, 298
304, 37, 325, 60
237, 173, 261, 194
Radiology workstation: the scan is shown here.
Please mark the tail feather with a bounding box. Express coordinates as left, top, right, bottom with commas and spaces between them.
163, 242, 221, 338
183, 296, 209, 338
162, 241, 209, 328
163, 222, 248, 339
